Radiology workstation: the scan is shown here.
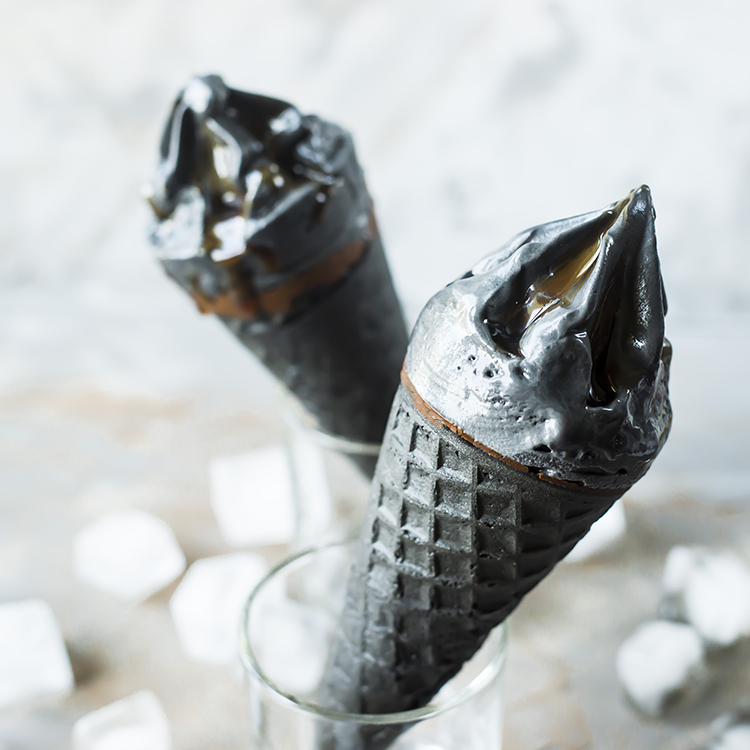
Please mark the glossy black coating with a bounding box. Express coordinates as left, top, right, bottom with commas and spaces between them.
147, 76, 408, 450
406, 186, 671, 489
149, 75, 371, 300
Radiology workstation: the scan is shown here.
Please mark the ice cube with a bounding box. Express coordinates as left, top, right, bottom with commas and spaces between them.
209, 446, 296, 547
565, 502, 626, 562
660, 546, 750, 647
72, 690, 170, 750
73, 509, 186, 602
286, 432, 332, 545
169, 553, 268, 664
251, 598, 333, 696
661, 546, 708, 616
710, 706, 750, 750
616, 620, 708, 717
0, 600, 74, 709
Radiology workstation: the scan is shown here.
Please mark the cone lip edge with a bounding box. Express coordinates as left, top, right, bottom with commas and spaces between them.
400, 369, 623, 495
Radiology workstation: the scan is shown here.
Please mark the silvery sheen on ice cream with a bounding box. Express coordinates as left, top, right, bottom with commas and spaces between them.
318, 186, 672, 749
147, 76, 408, 471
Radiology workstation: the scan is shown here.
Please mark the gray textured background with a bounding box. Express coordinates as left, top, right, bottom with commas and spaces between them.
3, 0, 749, 500
2, 1, 750, 748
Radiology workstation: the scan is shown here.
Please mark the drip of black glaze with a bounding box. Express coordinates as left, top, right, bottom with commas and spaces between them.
482, 187, 667, 407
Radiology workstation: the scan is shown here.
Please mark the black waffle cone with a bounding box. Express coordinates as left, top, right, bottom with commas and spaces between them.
317, 383, 625, 749
150, 78, 409, 473
222, 234, 408, 459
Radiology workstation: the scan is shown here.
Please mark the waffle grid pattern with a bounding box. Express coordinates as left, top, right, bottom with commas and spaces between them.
321, 384, 624, 723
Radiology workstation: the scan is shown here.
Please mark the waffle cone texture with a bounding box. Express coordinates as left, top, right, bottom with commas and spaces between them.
317, 382, 625, 749
223, 232, 407, 455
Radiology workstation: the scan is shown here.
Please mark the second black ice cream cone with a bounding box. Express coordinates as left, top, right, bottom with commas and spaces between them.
317, 187, 672, 750
147, 76, 408, 473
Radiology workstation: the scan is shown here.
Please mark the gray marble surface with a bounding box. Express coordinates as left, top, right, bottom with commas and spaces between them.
2, 387, 750, 750
2, 0, 750, 498
2, 1, 750, 748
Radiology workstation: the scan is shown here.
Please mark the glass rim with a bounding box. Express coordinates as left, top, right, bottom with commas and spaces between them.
238, 539, 508, 726
275, 386, 381, 456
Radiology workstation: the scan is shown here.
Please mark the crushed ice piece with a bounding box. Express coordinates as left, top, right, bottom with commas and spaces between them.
0, 599, 74, 709
565, 503, 626, 562
710, 706, 750, 750
170, 553, 268, 664
209, 446, 296, 547
73, 509, 186, 602
616, 620, 708, 717
660, 546, 750, 647
72, 690, 171, 750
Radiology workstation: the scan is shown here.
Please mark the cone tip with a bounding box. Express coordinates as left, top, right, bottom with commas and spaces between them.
625, 184, 653, 216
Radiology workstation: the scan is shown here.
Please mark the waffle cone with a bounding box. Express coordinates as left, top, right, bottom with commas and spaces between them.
317, 383, 625, 748
222, 234, 407, 459
150, 78, 408, 470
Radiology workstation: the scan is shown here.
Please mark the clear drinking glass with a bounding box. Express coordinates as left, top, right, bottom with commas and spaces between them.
240, 541, 507, 750
277, 388, 380, 547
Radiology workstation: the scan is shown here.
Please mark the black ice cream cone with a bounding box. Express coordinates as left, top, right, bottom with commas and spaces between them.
147, 76, 408, 475
317, 187, 672, 749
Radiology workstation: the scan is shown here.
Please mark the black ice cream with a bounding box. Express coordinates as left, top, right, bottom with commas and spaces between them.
317, 186, 672, 750
147, 75, 408, 471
